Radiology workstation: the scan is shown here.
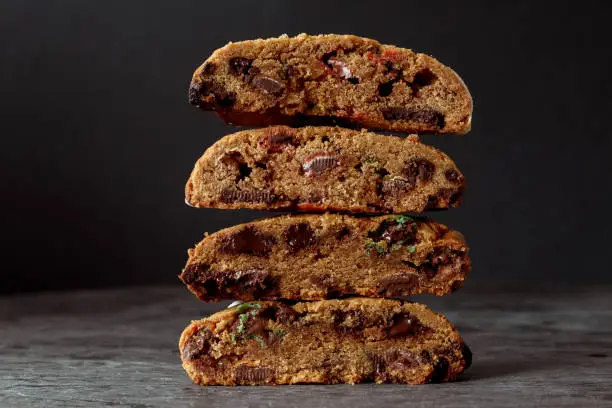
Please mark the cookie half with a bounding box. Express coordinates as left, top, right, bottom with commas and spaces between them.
188, 33, 472, 135
179, 298, 471, 385
185, 126, 465, 213
179, 214, 470, 301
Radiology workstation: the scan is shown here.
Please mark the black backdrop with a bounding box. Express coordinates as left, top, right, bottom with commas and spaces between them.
2, 0, 611, 293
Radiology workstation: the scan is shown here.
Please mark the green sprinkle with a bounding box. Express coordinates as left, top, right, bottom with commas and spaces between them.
272, 329, 286, 337
247, 334, 267, 349
408, 245, 417, 254
391, 215, 413, 224
365, 239, 386, 255
234, 302, 262, 314
236, 313, 250, 334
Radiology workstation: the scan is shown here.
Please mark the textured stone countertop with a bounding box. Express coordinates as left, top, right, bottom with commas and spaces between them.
1, 285, 611, 407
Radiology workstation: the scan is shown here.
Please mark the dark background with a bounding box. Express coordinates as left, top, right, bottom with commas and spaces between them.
2, 0, 611, 294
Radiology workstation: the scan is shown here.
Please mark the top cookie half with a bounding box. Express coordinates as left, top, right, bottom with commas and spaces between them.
188, 34, 472, 135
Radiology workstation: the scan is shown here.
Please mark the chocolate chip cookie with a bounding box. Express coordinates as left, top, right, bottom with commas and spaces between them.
179, 298, 471, 385
179, 213, 470, 301
185, 126, 465, 213
188, 34, 472, 135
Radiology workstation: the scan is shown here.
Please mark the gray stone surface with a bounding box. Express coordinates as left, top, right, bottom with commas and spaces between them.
1, 286, 611, 407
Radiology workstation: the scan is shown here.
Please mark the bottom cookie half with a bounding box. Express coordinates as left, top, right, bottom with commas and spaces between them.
179, 298, 471, 385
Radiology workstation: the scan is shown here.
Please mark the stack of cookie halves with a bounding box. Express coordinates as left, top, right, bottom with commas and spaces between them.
179, 34, 473, 386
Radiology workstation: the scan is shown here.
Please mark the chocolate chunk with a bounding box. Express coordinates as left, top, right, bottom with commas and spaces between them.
445, 168, 462, 183
382, 107, 445, 128
377, 273, 418, 296
219, 188, 276, 204
303, 153, 340, 176
368, 217, 417, 247
252, 76, 284, 95
412, 68, 436, 88
180, 263, 209, 285
378, 80, 395, 97
388, 313, 429, 338
182, 328, 213, 361
430, 357, 450, 382
234, 366, 274, 384
219, 226, 276, 256
229, 57, 253, 76
283, 223, 316, 252
259, 127, 297, 152
202, 62, 216, 74
431, 246, 453, 267
402, 159, 435, 185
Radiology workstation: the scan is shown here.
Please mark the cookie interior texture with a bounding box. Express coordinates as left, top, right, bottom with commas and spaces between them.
180, 213, 470, 301
185, 126, 465, 213
189, 34, 472, 135
179, 298, 471, 385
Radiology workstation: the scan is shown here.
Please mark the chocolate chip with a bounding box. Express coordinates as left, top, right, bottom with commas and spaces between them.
219, 226, 276, 256
259, 127, 297, 152
430, 357, 450, 382
402, 159, 435, 186
303, 153, 340, 176
234, 366, 274, 385
431, 246, 453, 267
368, 217, 417, 247
180, 263, 209, 285
388, 313, 429, 338
382, 107, 445, 128
377, 273, 419, 296
445, 168, 463, 183
252, 76, 284, 95
412, 68, 436, 88
378, 81, 395, 97
219, 188, 276, 204
229, 57, 253, 76
182, 328, 213, 361
283, 223, 316, 252
202, 62, 216, 75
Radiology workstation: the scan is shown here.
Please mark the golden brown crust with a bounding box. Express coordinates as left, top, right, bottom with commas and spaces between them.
185, 126, 465, 213
189, 34, 472, 135
179, 214, 470, 301
179, 298, 471, 385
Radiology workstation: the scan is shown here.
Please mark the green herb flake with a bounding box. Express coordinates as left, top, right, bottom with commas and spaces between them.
271, 328, 286, 338
246, 334, 267, 349
234, 302, 262, 314
365, 239, 386, 255
391, 215, 413, 225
